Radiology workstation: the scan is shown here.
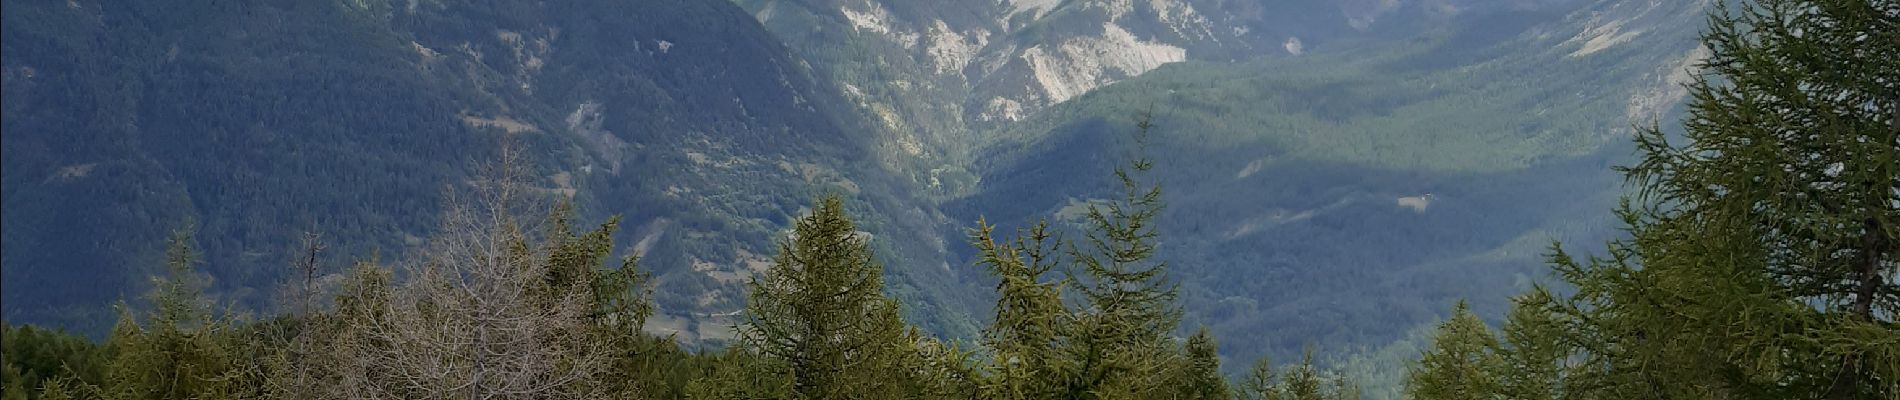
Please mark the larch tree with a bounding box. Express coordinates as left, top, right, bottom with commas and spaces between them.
970, 218, 1069, 400
741, 194, 915, 399
1406, 301, 1502, 400
543, 203, 662, 398
1178, 327, 1231, 400
1542, 0, 1898, 398
1278, 354, 1325, 400
1492, 288, 1568, 400
98, 228, 253, 400
1243, 351, 1356, 400
1059, 114, 1185, 400
1236, 356, 1278, 400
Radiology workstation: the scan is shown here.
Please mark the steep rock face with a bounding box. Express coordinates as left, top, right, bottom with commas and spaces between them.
1, 0, 973, 340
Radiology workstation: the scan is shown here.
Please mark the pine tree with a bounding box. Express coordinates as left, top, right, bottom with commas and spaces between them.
1406, 301, 1502, 400
742, 194, 914, 399
1542, 0, 1899, 398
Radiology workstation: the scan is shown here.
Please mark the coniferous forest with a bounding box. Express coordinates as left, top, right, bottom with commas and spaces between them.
3, 0, 1896, 399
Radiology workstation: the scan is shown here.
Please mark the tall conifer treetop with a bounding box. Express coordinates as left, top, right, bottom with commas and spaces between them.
743, 193, 915, 399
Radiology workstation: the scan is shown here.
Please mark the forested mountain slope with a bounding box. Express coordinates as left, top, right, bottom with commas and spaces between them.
953, 0, 1711, 364
732, 0, 1603, 194
0, 0, 976, 340
3, 0, 1721, 375
721, 0, 1715, 365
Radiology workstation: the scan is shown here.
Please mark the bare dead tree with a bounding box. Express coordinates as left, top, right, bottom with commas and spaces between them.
263, 231, 327, 400
319, 142, 612, 400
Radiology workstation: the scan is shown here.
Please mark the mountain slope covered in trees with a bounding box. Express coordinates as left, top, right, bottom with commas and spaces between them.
0, 0, 978, 340
3, 0, 1895, 398
945, 0, 1712, 364
1, 0, 1808, 384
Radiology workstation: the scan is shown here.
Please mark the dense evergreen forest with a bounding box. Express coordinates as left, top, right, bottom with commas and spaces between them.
3, 0, 1895, 399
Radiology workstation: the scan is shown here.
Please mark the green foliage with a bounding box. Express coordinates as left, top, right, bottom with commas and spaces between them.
1405, 302, 1502, 400
545, 201, 678, 397
1055, 117, 1189, 400
970, 218, 1070, 400
1546, 0, 1898, 398
1179, 328, 1231, 400
0, 324, 106, 400
1, 0, 977, 347
953, 1, 1713, 364
0, 122, 1381, 400
98, 229, 257, 400
903, 334, 982, 399
1237, 352, 1361, 400
1402, 293, 1574, 400
685, 348, 793, 400
1406, 1, 1900, 399
1492, 289, 1567, 400
32, 377, 76, 400
739, 194, 922, 399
